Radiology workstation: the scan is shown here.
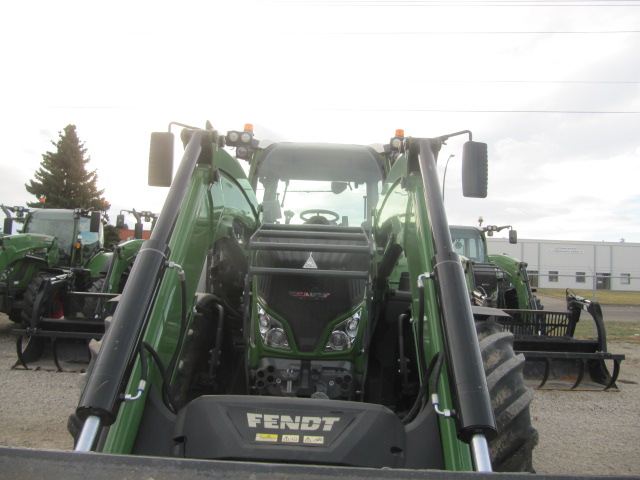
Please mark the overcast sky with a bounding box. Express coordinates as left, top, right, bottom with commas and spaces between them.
1, 0, 639, 242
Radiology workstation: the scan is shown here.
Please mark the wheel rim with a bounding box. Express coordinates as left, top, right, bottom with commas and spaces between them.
49, 291, 65, 319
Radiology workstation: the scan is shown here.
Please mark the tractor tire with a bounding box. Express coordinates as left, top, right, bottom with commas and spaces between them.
8, 308, 23, 323
477, 319, 538, 473
20, 271, 65, 327
82, 277, 106, 319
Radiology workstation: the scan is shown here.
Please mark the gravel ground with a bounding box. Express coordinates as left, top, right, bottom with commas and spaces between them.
0, 314, 639, 475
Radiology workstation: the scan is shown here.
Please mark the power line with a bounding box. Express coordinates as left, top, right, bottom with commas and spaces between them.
275, 30, 640, 34
289, 108, 640, 113
234, 0, 640, 6
389, 80, 640, 84
42, 105, 640, 114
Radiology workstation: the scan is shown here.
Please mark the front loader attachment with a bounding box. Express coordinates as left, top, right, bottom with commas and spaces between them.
11, 272, 115, 372
2, 446, 633, 480
498, 291, 624, 391
11, 239, 141, 372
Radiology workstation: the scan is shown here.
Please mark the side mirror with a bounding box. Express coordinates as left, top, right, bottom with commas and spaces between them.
461, 141, 488, 198
261, 200, 282, 223
90, 211, 101, 233
331, 181, 349, 194
149, 132, 175, 187
134, 222, 143, 240
116, 214, 126, 229
509, 229, 518, 244
3, 218, 13, 235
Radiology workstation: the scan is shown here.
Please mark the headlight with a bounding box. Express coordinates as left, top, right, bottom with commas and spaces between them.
259, 314, 270, 334
346, 314, 359, 339
390, 137, 403, 150
327, 331, 350, 351
227, 131, 240, 143
265, 328, 288, 348
236, 145, 250, 159
324, 310, 361, 351
257, 307, 291, 350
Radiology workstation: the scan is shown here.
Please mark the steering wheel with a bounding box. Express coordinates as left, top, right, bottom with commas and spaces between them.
300, 209, 340, 223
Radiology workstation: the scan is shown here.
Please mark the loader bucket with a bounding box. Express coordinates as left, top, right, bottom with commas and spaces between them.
14, 327, 99, 372
12, 272, 115, 371
498, 308, 624, 391
0, 445, 622, 480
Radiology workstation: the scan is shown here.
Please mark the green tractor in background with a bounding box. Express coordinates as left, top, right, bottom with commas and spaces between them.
0, 206, 104, 323
0, 206, 149, 370
450, 223, 624, 391
1, 205, 60, 321
449, 223, 532, 310
82, 209, 157, 323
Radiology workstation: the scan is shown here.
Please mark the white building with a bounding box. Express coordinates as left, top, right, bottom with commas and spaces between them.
487, 238, 640, 292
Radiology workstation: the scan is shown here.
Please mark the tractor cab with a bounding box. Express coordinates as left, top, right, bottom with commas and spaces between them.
450, 225, 488, 263
23, 209, 103, 268
251, 142, 384, 227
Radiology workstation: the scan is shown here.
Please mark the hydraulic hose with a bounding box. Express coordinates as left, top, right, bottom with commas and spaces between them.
166, 262, 187, 379
143, 342, 178, 414
416, 275, 428, 373
398, 313, 409, 389
401, 352, 441, 424
209, 302, 225, 380
124, 343, 148, 403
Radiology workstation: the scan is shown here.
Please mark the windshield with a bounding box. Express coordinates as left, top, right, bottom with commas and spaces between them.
253, 143, 384, 227
24, 210, 102, 260
450, 226, 487, 262
25, 210, 76, 255
256, 179, 376, 226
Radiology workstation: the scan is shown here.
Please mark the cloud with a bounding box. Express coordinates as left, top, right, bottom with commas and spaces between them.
1, 1, 639, 245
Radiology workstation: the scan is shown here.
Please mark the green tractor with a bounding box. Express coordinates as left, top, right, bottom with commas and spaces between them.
1, 205, 59, 321
1, 207, 143, 370
450, 223, 624, 391
55, 122, 543, 478
0, 206, 103, 323
82, 209, 158, 322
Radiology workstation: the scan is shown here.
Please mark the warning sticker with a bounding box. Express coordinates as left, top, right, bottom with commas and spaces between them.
303, 436, 324, 445
281, 435, 300, 443
255, 433, 278, 442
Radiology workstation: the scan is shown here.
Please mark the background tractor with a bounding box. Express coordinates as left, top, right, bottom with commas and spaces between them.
0, 207, 103, 323
0, 207, 142, 370
450, 223, 624, 390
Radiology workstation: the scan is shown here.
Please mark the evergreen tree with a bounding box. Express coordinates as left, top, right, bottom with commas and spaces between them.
25, 125, 109, 212
103, 224, 122, 249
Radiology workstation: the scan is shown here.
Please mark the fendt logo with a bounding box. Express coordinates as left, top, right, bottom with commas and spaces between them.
288, 291, 331, 299
247, 413, 340, 432
289, 286, 331, 299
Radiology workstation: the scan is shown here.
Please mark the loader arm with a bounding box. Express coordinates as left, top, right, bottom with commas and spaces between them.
401, 139, 496, 470
487, 254, 537, 310
75, 130, 259, 453
0, 233, 59, 274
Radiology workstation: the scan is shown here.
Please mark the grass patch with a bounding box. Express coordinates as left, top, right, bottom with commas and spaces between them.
574, 320, 640, 344
536, 288, 640, 306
